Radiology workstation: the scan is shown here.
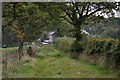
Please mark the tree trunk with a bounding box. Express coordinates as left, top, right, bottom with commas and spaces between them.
75, 27, 82, 41
74, 22, 83, 41
18, 41, 24, 61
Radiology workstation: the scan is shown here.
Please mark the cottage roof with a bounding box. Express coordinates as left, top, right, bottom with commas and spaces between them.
48, 31, 55, 35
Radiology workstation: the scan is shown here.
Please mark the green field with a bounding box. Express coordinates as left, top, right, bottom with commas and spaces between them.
2, 45, 118, 78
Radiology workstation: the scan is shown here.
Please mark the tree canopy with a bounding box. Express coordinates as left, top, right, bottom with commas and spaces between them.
2, 2, 120, 60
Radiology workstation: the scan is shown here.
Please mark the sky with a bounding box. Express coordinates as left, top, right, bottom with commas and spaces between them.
115, 0, 120, 1
102, 10, 120, 18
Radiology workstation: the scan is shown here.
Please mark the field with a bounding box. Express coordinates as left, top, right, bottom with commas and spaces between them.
2, 44, 118, 78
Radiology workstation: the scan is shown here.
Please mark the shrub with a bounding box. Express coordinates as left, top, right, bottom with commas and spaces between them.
83, 38, 120, 70
55, 37, 75, 52
70, 41, 84, 52
105, 40, 120, 69
55, 37, 85, 59
69, 41, 84, 59
84, 38, 119, 55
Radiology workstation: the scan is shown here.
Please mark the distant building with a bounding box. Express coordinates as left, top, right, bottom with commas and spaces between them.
48, 31, 56, 43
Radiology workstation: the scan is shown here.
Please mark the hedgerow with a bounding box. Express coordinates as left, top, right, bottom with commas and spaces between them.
55, 37, 120, 71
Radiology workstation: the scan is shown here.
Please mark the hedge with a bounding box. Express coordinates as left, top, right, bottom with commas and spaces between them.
83, 38, 120, 70
55, 37, 120, 71
84, 39, 119, 55
84, 38, 120, 56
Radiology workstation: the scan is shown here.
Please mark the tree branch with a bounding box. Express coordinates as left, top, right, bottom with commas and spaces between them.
85, 3, 90, 16
80, 3, 87, 17
75, 3, 81, 18
85, 7, 103, 17
63, 10, 73, 21
61, 15, 73, 25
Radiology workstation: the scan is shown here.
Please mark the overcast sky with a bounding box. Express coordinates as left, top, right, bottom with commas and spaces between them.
115, 0, 120, 1
103, 10, 120, 18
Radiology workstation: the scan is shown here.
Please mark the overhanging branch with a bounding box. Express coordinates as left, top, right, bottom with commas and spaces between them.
80, 3, 87, 17
61, 15, 73, 25
85, 7, 103, 17
63, 10, 73, 21
75, 3, 81, 18
85, 3, 90, 16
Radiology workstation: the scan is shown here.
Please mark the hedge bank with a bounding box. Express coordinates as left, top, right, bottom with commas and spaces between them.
55, 37, 120, 72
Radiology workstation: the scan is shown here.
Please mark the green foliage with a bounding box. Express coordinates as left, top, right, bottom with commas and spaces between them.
106, 40, 120, 69
31, 2, 119, 42
84, 38, 120, 55
56, 20, 74, 37
83, 38, 120, 70
3, 2, 52, 42
55, 37, 84, 59
84, 39, 104, 55
55, 37, 85, 53
70, 41, 84, 52
55, 37, 75, 52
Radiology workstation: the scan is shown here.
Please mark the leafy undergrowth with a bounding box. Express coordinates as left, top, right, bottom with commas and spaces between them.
17, 45, 117, 78
2, 44, 118, 78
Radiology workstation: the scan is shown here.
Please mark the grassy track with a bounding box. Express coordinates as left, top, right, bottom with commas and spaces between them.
2, 44, 118, 78
13, 44, 117, 78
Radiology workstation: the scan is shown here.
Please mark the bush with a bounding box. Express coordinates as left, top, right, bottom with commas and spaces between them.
55, 37, 85, 59
70, 41, 84, 52
55, 37, 120, 69
105, 40, 120, 69
83, 38, 120, 70
69, 41, 84, 59
84, 38, 119, 55
55, 37, 75, 52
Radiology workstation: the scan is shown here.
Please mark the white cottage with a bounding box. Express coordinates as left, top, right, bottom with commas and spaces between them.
48, 31, 56, 43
